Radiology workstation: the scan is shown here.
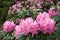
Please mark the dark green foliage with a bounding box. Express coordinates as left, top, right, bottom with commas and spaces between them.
0, 31, 15, 40
0, 0, 15, 24
18, 9, 40, 19
51, 16, 60, 22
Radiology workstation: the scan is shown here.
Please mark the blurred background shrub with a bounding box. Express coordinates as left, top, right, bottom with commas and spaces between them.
0, 0, 15, 28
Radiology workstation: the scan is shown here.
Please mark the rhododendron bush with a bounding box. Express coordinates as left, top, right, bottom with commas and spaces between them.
0, 0, 60, 40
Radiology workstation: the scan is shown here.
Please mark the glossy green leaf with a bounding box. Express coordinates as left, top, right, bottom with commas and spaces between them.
51, 16, 60, 22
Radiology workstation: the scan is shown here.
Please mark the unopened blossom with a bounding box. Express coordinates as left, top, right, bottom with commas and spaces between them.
37, 3, 42, 9
27, 0, 34, 2
29, 6, 35, 10
46, 0, 51, 2
48, 7, 57, 16
49, 10, 57, 16
8, 9, 12, 14
57, 1, 60, 10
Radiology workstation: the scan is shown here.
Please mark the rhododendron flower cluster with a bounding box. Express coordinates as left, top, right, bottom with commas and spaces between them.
3, 12, 56, 39
14, 12, 56, 38
14, 18, 39, 38
3, 21, 16, 32
36, 12, 56, 34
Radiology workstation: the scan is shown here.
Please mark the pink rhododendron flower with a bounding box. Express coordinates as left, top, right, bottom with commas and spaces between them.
3, 21, 15, 32
36, 12, 50, 24
24, 18, 38, 37
14, 25, 22, 39
36, 12, 56, 34
27, 0, 34, 2
14, 18, 33, 38
14, 17, 39, 38
19, 17, 34, 35
14, 19, 26, 39
29, 21, 38, 37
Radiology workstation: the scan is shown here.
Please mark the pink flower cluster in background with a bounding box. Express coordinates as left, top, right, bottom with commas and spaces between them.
8, 0, 43, 14
8, 1, 22, 14
8, 0, 58, 15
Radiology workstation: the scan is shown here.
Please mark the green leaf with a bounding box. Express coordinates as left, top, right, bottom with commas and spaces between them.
27, 10, 33, 16
51, 16, 60, 22
18, 35, 26, 40
53, 5, 57, 9
18, 10, 24, 18
26, 35, 31, 40
56, 22, 60, 27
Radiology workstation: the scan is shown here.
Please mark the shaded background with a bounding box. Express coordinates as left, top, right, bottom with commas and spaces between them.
0, 0, 15, 30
